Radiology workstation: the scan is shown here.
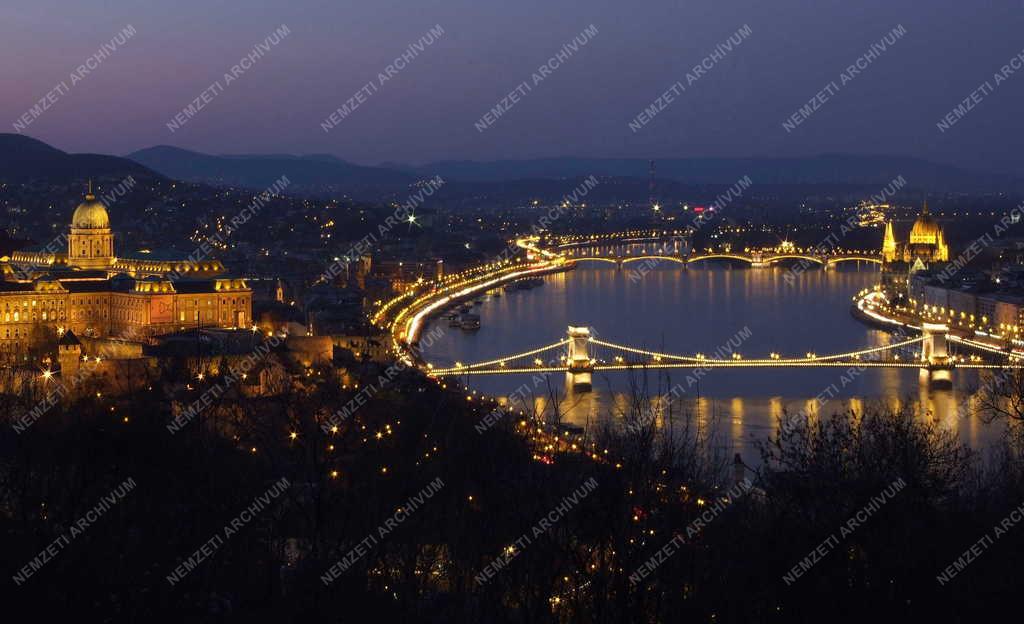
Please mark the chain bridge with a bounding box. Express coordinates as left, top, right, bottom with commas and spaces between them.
427, 324, 1020, 389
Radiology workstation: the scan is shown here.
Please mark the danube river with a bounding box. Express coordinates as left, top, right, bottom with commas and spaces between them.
421, 261, 1004, 461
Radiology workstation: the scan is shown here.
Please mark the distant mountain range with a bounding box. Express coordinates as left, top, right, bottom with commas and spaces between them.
127, 145, 1024, 194
0, 134, 157, 183
126, 146, 413, 199
3, 134, 1022, 199
402, 155, 1024, 192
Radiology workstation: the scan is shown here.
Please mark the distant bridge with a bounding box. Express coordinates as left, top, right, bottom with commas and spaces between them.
532, 232, 883, 269
563, 249, 883, 268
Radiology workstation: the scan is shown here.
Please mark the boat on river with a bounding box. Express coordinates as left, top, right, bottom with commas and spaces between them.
460, 313, 481, 330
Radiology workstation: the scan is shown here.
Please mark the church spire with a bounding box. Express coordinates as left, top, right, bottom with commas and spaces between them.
86, 179, 95, 200
882, 220, 897, 264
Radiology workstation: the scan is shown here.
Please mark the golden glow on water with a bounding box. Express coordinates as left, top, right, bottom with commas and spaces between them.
696, 396, 711, 431
801, 397, 820, 422
730, 397, 744, 442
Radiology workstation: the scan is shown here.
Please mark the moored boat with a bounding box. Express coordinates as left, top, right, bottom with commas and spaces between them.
460, 313, 481, 330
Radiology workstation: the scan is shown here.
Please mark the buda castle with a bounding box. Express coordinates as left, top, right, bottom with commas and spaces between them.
0, 186, 251, 358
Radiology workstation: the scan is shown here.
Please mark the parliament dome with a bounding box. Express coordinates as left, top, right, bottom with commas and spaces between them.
909, 202, 940, 244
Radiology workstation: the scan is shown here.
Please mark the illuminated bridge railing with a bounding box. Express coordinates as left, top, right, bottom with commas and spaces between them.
423, 333, 1019, 376
559, 250, 883, 267
586, 336, 927, 364
427, 339, 571, 375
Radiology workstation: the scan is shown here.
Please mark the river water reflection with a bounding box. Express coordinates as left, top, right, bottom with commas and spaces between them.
422, 262, 1003, 460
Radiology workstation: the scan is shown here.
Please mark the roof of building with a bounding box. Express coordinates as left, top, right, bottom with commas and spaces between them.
61, 279, 114, 293
47, 268, 109, 279
169, 280, 220, 294
58, 329, 81, 346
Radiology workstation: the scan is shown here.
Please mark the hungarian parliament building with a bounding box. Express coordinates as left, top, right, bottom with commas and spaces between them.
0, 187, 252, 357
881, 201, 950, 268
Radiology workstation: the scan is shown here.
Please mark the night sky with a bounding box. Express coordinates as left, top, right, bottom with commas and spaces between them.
4, 0, 1024, 173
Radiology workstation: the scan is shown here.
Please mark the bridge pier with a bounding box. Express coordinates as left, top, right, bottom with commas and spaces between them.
567, 326, 594, 391
920, 322, 953, 389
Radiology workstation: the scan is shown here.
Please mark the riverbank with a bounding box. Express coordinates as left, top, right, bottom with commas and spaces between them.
394, 260, 575, 347
851, 288, 1024, 361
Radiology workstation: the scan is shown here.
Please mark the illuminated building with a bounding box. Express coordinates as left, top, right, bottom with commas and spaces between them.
881, 221, 898, 263
854, 201, 889, 227
882, 201, 949, 265
0, 186, 252, 358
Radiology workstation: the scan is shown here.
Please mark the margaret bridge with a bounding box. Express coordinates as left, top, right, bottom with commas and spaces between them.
556, 244, 883, 269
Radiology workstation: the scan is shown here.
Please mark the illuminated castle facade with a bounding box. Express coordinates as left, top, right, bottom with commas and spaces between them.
882, 201, 949, 266
0, 187, 252, 358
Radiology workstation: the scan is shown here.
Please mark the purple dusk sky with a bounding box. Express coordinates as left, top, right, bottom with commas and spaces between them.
3, 0, 1024, 173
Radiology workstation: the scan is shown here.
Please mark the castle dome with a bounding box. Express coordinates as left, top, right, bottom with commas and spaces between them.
71, 187, 110, 229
